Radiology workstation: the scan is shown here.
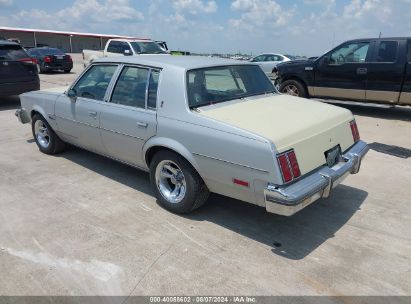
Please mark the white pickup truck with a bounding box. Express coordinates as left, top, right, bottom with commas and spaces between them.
82, 39, 169, 67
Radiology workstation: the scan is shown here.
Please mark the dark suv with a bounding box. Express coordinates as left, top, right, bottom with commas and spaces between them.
274, 37, 411, 106
0, 40, 40, 97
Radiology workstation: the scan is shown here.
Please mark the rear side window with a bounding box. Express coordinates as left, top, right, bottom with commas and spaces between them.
147, 70, 160, 109
376, 41, 398, 62
0, 45, 29, 60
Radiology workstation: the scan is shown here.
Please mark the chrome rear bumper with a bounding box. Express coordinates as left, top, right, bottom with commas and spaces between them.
264, 140, 369, 216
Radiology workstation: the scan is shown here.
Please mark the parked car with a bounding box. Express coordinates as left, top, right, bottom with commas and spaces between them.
27, 47, 73, 73
0, 40, 39, 97
82, 39, 169, 67
274, 37, 411, 106
16, 56, 368, 216
250, 53, 295, 77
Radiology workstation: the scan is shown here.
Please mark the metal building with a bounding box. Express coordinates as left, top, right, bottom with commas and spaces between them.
0, 26, 143, 53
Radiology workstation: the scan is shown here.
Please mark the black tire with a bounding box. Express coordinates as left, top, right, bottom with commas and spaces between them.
64, 69, 71, 73
149, 150, 209, 214
280, 79, 308, 98
31, 114, 66, 155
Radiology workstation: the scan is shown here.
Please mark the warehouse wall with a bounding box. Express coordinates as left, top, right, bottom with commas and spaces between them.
35, 33, 71, 52
0, 30, 108, 53
0, 30, 35, 47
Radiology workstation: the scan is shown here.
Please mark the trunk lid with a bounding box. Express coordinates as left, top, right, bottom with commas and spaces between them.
199, 94, 355, 175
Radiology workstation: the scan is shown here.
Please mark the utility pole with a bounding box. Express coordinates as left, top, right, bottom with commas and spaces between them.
379, 32, 382, 38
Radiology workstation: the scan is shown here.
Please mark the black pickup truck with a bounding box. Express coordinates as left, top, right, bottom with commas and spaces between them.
274, 37, 411, 106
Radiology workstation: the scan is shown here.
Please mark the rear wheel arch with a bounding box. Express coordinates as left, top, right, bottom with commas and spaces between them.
143, 139, 204, 181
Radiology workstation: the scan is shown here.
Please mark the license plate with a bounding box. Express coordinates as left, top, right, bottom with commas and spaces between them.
325, 145, 342, 167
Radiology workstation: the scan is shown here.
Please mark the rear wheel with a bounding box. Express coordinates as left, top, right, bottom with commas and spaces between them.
280, 79, 308, 98
31, 114, 66, 155
149, 150, 209, 214
64, 69, 71, 73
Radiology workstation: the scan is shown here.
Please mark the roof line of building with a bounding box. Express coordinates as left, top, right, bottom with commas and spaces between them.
0, 26, 149, 40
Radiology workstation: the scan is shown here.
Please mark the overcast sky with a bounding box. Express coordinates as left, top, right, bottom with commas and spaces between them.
0, 0, 410, 56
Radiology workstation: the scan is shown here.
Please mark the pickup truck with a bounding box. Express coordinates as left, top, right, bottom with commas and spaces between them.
274, 37, 411, 106
82, 39, 168, 67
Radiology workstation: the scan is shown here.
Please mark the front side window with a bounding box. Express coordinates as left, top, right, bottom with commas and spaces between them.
252, 55, 265, 62
376, 41, 398, 62
72, 65, 117, 101
329, 42, 370, 64
187, 65, 275, 108
111, 66, 149, 108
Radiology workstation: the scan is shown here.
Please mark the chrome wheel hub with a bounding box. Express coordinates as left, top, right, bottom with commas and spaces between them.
34, 120, 50, 149
155, 160, 187, 204
284, 84, 299, 96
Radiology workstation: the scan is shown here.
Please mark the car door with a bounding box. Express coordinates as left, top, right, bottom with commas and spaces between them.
366, 39, 406, 103
99, 65, 159, 167
54, 64, 119, 153
313, 41, 372, 101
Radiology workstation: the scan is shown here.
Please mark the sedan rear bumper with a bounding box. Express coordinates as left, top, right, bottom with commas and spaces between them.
264, 140, 369, 216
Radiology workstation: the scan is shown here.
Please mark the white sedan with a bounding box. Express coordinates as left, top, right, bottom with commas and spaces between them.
250, 53, 295, 76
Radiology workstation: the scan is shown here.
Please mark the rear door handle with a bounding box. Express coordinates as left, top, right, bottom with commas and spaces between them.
88, 111, 97, 118
137, 121, 148, 128
356, 68, 367, 75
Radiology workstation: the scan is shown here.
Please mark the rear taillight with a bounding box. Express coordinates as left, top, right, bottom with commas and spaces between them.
44, 56, 52, 63
350, 120, 360, 142
19, 58, 37, 65
277, 149, 301, 183
67, 55, 72, 62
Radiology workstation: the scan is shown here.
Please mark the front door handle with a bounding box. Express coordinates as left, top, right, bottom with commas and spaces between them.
137, 121, 148, 128
356, 68, 367, 75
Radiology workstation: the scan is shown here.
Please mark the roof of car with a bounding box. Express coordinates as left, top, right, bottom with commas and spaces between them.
94, 55, 254, 70
0, 39, 20, 46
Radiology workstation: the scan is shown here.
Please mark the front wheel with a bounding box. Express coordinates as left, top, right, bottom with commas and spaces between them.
149, 150, 209, 214
31, 114, 66, 154
280, 79, 308, 98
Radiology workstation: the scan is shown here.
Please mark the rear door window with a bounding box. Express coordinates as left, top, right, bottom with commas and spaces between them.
376, 41, 398, 62
0, 45, 29, 60
111, 66, 149, 108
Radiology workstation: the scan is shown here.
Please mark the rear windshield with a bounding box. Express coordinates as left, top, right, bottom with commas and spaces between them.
130, 42, 167, 54
0, 45, 28, 60
187, 65, 275, 108
37, 48, 65, 55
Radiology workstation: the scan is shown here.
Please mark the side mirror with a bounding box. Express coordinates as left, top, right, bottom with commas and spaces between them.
124, 49, 132, 56
67, 88, 77, 101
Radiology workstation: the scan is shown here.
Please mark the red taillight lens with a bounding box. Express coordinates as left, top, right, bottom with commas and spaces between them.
44, 56, 52, 63
287, 150, 301, 178
277, 154, 293, 183
67, 55, 72, 62
277, 149, 301, 183
19, 58, 37, 64
350, 120, 360, 142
